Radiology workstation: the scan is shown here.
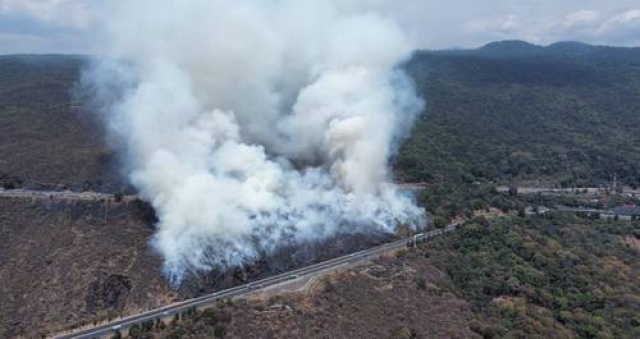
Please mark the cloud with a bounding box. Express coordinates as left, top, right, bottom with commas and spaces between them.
0, 30, 88, 54
454, 7, 640, 47
1, 1, 640, 57
0, 0, 104, 54
603, 8, 640, 29
564, 10, 600, 27
0, 0, 94, 29
597, 9, 640, 44
559, 9, 640, 45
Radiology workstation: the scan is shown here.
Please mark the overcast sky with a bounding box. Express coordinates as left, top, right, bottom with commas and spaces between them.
1, 0, 639, 54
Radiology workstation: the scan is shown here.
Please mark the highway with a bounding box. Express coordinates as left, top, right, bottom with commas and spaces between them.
0, 184, 428, 202
496, 186, 640, 196
0, 188, 134, 201
51, 224, 458, 339
396, 183, 429, 191
555, 206, 615, 215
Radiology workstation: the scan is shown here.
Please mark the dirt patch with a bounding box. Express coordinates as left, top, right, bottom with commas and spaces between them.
623, 235, 640, 251
473, 207, 508, 218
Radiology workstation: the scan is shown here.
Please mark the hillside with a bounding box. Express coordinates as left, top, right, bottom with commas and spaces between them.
397, 41, 640, 188
1, 42, 640, 338
2, 43, 640, 190
427, 215, 640, 339
0, 194, 402, 338
0, 197, 173, 339
110, 215, 640, 339
0, 55, 125, 192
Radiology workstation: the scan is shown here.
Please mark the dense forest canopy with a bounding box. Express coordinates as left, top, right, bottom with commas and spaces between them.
2, 42, 640, 190
397, 41, 640, 188
427, 215, 640, 339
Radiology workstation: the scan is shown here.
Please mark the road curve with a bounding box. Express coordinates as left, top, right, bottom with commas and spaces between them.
51, 224, 458, 339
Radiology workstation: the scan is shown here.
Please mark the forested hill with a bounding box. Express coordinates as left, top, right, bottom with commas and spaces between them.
2, 42, 640, 190
397, 41, 640, 188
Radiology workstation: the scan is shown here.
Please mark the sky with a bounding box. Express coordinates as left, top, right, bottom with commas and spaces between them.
1, 0, 639, 54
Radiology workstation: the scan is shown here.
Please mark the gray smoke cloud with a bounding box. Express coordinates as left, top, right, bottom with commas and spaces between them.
85, 0, 426, 284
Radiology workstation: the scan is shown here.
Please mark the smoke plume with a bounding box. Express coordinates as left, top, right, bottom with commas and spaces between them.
85, 0, 426, 284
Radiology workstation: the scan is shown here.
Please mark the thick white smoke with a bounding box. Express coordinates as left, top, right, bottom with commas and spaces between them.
87, 0, 426, 284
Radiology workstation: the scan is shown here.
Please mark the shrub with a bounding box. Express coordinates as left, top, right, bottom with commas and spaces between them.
214, 324, 227, 338
434, 217, 447, 229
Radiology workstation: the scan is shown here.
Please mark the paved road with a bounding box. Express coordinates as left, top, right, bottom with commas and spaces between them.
555, 206, 615, 215
1, 183, 427, 202
396, 183, 429, 191
1, 185, 440, 338
497, 186, 602, 194
0, 188, 135, 201
51, 224, 458, 339
497, 186, 640, 196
